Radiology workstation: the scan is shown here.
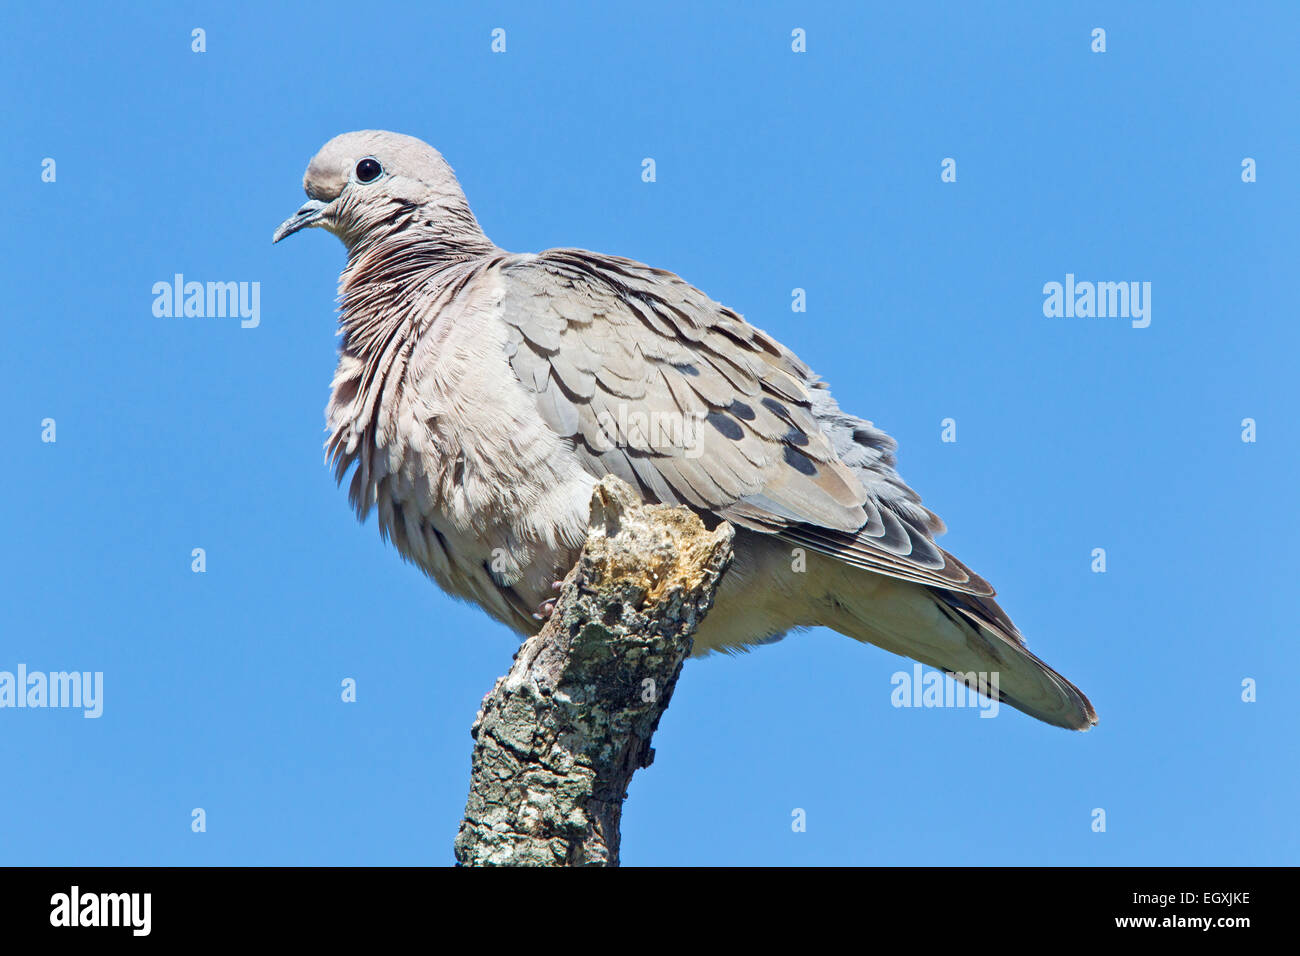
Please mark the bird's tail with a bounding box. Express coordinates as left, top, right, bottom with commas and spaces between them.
817, 565, 1098, 731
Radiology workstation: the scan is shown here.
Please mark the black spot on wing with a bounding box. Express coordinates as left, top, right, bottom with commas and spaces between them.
783, 446, 818, 476
762, 397, 792, 421
728, 400, 756, 421
707, 411, 744, 441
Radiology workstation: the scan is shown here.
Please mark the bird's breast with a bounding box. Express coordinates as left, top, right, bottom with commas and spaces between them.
326, 274, 597, 632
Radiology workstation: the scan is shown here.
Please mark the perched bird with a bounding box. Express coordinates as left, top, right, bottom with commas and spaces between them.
274, 130, 1097, 731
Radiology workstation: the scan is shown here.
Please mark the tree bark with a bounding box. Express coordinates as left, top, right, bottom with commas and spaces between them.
453, 476, 734, 866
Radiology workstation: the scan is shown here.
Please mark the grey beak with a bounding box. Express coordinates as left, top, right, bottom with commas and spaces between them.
273, 199, 329, 243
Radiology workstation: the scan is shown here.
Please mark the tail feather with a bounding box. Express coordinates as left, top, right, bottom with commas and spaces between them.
819, 567, 1098, 731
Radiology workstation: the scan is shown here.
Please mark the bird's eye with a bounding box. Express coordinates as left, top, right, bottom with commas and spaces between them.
355, 157, 383, 183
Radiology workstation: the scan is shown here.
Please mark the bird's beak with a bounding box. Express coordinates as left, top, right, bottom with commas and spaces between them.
272, 199, 329, 243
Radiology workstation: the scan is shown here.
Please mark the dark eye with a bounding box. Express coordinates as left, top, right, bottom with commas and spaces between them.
355, 157, 383, 183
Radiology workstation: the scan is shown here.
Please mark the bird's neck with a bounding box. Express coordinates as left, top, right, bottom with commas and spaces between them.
327, 226, 500, 519
339, 217, 495, 322
339, 191, 496, 262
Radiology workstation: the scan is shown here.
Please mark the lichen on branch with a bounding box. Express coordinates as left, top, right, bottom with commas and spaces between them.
453, 476, 734, 866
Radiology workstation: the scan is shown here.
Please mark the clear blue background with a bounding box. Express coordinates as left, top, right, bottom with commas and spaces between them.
2, 1, 1295, 865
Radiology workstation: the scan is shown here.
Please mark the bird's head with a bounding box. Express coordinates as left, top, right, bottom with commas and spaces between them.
272, 130, 486, 252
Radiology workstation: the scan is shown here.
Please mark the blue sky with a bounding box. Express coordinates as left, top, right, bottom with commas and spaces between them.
2, 1, 1296, 865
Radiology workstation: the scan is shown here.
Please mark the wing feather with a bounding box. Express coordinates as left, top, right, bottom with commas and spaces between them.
499, 249, 988, 594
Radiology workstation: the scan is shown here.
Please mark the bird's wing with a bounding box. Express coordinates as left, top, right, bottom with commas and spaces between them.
499, 249, 991, 595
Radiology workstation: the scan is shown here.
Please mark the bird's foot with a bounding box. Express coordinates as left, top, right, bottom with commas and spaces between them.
531, 582, 565, 621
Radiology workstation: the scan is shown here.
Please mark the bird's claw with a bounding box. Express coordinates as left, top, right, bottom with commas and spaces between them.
531, 582, 565, 620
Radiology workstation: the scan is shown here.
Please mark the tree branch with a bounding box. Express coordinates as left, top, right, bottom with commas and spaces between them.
453, 476, 735, 866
